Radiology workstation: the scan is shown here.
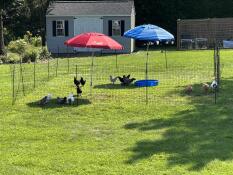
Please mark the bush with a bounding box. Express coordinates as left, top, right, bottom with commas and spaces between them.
22, 50, 39, 63
0, 53, 21, 64
0, 55, 7, 64
39, 47, 51, 60
23, 31, 33, 44
31, 36, 42, 47
7, 53, 21, 63
8, 39, 27, 54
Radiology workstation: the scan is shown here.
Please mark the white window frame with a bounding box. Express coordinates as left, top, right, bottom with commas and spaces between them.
56, 20, 65, 37
112, 20, 121, 36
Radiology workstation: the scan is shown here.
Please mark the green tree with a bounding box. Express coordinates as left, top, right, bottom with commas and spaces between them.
0, 0, 24, 55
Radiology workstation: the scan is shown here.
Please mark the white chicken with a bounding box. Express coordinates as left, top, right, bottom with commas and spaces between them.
210, 80, 218, 89
67, 93, 75, 105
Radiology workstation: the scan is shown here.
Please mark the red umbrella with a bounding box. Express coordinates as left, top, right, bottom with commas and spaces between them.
64, 32, 123, 95
64, 32, 123, 50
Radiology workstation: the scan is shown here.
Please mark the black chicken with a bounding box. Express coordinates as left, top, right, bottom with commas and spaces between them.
124, 78, 136, 85
74, 77, 80, 87
118, 76, 125, 83
80, 77, 86, 86
128, 78, 136, 84
76, 86, 82, 96
118, 75, 136, 86
57, 97, 67, 105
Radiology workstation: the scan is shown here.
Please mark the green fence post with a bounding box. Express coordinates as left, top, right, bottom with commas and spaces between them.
76, 65, 78, 78
48, 57, 50, 80
33, 60, 36, 89
12, 65, 15, 105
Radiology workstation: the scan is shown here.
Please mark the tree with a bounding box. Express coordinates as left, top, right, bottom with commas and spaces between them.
24, 0, 54, 45
0, 9, 4, 55
0, 0, 24, 55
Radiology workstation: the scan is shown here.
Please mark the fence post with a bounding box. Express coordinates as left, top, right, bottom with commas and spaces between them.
67, 46, 70, 74
48, 57, 50, 80
12, 65, 15, 105
20, 58, 25, 96
33, 60, 36, 89
56, 57, 58, 77
76, 65, 78, 78
68, 57, 70, 74
217, 47, 220, 87
214, 45, 217, 78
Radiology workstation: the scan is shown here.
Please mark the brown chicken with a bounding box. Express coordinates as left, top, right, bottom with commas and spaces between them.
185, 85, 193, 95
202, 83, 210, 94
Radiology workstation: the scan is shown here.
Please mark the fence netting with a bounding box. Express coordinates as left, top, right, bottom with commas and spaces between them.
9, 58, 224, 106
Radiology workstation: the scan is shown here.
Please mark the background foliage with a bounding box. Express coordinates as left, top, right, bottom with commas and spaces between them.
1, 0, 233, 43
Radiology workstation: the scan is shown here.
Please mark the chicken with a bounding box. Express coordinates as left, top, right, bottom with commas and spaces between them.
74, 77, 80, 87
210, 80, 218, 89
39, 94, 52, 105
129, 78, 136, 84
118, 75, 136, 86
76, 86, 82, 96
80, 77, 86, 86
118, 76, 125, 83
110, 75, 118, 84
202, 83, 210, 93
67, 93, 75, 105
57, 97, 67, 105
124, 78, 136, 85
185, 85, 193, 95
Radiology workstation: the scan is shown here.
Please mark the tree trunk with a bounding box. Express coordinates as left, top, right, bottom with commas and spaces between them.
0, 9, 5, 55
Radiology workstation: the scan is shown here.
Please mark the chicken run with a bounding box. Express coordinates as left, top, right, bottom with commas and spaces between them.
10, 47, 221, 106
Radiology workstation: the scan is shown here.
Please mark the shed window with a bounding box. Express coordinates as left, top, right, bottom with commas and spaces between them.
112, 20, 121, 36
56, 21, 65, 36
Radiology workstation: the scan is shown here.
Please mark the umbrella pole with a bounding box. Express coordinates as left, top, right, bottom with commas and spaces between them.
165, 45, 168, 69
90, 51, 94, 96
115, 50, 118, 69
146, 43, 149, 105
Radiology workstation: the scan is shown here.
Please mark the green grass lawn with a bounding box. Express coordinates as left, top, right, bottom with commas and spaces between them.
1, 49, 233, 175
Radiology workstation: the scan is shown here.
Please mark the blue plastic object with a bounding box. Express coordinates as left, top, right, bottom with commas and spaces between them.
124, 24, 174, 42
135, 80, 159, 87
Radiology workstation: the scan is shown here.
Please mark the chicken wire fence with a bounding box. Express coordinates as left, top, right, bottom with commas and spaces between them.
9, 57, 222, 106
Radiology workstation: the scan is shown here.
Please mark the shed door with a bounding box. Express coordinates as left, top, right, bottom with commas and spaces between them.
74, 17, 103, 52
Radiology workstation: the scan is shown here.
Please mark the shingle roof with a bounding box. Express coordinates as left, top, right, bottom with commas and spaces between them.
47, 1, 134, 16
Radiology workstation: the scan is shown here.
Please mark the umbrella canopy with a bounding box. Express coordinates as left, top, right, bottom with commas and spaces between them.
124, 24, 174, 42
64, 32, 123, 50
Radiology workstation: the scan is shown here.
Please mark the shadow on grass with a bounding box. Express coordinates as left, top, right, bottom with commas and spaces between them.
27, 98, 91, 109
94, 83, 139, 90
124, 78, 233, 171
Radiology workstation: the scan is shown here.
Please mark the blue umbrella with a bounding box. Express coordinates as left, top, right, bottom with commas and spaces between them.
124, 24, 174, 78
124, 24, 174, 42
124, 24, 174, 104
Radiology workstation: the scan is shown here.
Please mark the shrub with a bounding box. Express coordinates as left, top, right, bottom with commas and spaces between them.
39, 47, 51, 60
23, 31, 33, 44
22, 50, 39, 63
31, 36, 42, 47
0, 53, 21, 64
0, 55, 7, 64
8, 39, 27, 54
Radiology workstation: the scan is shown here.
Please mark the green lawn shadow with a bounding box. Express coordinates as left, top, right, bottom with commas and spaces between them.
27, 98, 91, 109
124, 78, 233, 171
94, 83, 139, 90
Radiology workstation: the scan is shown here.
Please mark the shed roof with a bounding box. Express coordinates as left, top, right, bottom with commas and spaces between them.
47, 1, 134, 16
